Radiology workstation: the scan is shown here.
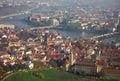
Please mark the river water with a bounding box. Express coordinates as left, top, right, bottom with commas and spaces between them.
1, 13, 120, 43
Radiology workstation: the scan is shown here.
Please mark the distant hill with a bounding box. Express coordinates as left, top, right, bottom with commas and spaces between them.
54, 0, 120, 9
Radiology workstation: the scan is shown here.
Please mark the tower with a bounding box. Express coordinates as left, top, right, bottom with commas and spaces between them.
69, 48, 74, 65
44, 32, 48, 46
116, 19, 120, 32
112, 10, 119, 19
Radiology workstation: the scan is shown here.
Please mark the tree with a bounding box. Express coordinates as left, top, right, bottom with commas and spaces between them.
75, 41, 86, 50
0, 66, 6, 78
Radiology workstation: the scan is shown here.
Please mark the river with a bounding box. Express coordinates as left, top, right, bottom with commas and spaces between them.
0, 13, 120, 43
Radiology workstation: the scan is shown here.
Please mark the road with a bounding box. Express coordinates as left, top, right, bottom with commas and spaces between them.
1, 71, 15, 81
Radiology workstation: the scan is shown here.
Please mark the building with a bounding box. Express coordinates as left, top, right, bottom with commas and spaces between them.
29, 15, 41, 22
41, 15, 50, 20
0, 51, 15, 66
112, 10, 119, 19
26, 61, 34, 69
102, 69, 120, 79
29, 15, 50, 22
0, 2, 3, 7
0, 23, 15, 29
72, 61, 97, 76
0, 51, 10, 58
51, 19, 59, 26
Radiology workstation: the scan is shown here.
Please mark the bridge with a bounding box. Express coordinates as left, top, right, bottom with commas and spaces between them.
0, 12, 27, 19
0, 5, 39, 19
30, 25, 57, 30
89, 32, 120, 39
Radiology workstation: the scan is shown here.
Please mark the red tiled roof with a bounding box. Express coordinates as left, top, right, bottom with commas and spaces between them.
34, 54, 42, 58
77, 61, 96, 67
5, 60, 14, 65
112, 58, 120, 63
0, 51, 9, 57
102, 69, 120, 74
47, 53, 64, 57
78, 52, 86, 55
95, 60, 108, 66
102, 50, 120, 57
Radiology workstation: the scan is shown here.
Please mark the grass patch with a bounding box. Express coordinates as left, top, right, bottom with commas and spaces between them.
4, 69, 79, 81
4, 69, 120, 81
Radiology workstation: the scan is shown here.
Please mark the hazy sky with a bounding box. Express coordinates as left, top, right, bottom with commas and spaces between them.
0, 0, 120, 8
